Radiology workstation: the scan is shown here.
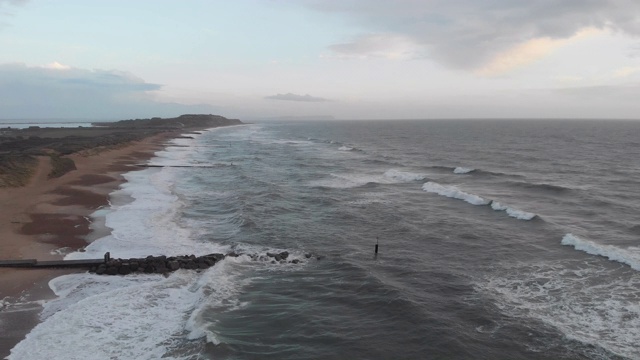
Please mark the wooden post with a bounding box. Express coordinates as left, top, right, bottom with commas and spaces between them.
375, 237, 379, 254
104, 252, 110, 263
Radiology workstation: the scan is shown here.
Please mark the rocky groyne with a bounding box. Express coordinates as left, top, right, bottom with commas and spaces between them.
91, 251, 318, 276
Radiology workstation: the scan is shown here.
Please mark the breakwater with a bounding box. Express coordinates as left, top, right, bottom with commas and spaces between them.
91, 251, 315, 275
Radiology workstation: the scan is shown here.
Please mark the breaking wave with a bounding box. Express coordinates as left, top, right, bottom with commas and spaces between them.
422, 182, 537, 220
561, 233, 640, 271
422, 182, 489, 206
453, 167, 475, 174
490, 201, 536, 220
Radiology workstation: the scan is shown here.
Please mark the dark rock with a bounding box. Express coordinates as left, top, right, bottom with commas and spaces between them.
118, 264, 132, 275
267, 252, 277, 258
168, 260, 180, 271
291, 259, 300, 264
316, 255, 324, 260
89, 265, 97, 273
198, 262, 209, 269
305, 253, 312, 259
206, 253, 225, 262
144, 265, 154, 273
274, 255, 282, 262
227, 252, 240, 257
95, 264, 106, 275
106, 266, 118, 275
279, 251, 289, 260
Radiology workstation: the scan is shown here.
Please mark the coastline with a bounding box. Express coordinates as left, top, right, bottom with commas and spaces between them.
0, 130, 180, 358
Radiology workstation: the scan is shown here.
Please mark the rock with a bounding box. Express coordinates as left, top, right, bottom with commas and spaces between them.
106, 266, 118, 275
167, 260, 180, 271
206, 253, 225, 262
227, 252, 240, 257
305, 253, 312, 259
198, 262, 209, 269
291, 259, 300, 264
279, 251, 289, 260
95, 264, 106, 275
118, 264, 132, 275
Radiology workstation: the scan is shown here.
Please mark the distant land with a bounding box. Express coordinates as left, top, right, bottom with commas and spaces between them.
0, 114, 243, 187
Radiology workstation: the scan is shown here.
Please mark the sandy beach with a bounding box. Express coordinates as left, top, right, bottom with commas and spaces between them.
0, 131, 178, 358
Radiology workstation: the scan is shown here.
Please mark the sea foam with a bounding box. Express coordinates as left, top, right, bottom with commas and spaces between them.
561, 233, 640, 271
479, 260, 640, 359
422, 181, 489, 205
453, 167, 475, 174
9, 130, 252, 360
490, 201, 536, 220
383, 169, 426, 182
422, 182, 537, 220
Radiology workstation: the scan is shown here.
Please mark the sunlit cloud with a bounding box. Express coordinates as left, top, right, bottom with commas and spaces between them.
43, 61, 71, 70
613, 66, 640, 78
476, 28, 604, 77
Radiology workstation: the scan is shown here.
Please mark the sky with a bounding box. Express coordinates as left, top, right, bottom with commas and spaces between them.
1, 0, 640, 120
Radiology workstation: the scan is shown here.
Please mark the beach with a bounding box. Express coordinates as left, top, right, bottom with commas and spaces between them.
0, 131, 178, 358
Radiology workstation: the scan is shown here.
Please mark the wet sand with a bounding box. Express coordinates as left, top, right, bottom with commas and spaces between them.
0, 131, 179, 358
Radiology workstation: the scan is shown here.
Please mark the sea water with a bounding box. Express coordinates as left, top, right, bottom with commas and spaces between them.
8, 120, 640, 359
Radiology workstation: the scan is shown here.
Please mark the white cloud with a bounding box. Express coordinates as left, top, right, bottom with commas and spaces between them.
327, 34, 424, 60
265, 93, 330, 102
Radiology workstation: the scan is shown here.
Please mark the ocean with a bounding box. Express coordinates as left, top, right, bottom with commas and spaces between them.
7, 119, 640, 359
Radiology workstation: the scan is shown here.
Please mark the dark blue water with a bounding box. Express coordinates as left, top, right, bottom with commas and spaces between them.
9, 120, 640, 359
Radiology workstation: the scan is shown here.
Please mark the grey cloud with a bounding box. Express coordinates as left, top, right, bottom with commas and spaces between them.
304, 0, 640, 69
0, 63, 217, 119
265, 93, 330, 102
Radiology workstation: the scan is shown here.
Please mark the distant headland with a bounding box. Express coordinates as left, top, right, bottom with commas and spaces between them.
0, 114, 243, 187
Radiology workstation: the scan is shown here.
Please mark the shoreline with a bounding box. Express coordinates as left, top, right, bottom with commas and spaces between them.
0, 130, 181, 359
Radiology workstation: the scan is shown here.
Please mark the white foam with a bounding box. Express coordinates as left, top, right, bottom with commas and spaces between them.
561, 233, 640, 271
478, 260, 640, 359
311, 169, 426, 189
9, 264, 248, 360
11, 125, 313, 359
383, 169, 425, 182
490, 201, 536, 220
422, 181, 489, 205
338, 146, 354, 151
453, 167, 475, 174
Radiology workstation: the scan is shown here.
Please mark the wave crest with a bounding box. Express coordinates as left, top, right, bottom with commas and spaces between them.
453, 167, 475, 174
490, 201, 536, 220
561, 233, 640, 271
422, 182, 489, 205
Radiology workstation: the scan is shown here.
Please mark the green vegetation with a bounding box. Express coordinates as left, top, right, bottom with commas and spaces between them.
48, 154, 76, 179
0, 155, 38, 187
